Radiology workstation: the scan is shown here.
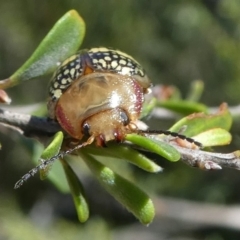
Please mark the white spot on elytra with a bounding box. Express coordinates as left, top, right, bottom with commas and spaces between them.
119, 59, 127, 65
64, 69, 70, 75
111, 61, 118, 68
98, 59, 107, 68
92, 59, 98, 64
53, 89, 62, 99
104, 56, 111, 61
121, 67, 131, 75
61, 79, 67, 84
70, 69, 75, 77
116, 65, 122, 71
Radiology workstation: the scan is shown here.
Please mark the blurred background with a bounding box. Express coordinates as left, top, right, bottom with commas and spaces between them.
1, 0, 240, 239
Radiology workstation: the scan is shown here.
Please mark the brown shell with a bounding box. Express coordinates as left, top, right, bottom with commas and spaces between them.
55, 73, 145, 140
47, 48, 151, 142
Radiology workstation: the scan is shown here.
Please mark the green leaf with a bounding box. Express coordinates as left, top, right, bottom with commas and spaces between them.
125, 134, 180, 162
33, 131, 70, 193
107, 145, 163, 172
61, 158, 89, 223
85, 144, 162, 173
40, 155, 70, 193
193, 128, 232, 147
169, 103, 232, 137
40, 131, 64, 161
186, 80, 204, 102
0, 10, 85, 89
157, 100, 207, 115
81, 152, 155, 225
38, 131, 63, 180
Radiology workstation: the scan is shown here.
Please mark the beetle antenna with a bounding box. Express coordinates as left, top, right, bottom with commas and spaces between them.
140, 129, 202, 148
14, 137, 94, 189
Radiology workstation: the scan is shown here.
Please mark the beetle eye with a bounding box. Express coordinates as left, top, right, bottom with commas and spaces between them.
119, 110, 130, 126
82, 122, 91, 137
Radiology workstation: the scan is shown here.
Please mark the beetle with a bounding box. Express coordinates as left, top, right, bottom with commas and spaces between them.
47, 47, 151, 146
14, 47, 201, 188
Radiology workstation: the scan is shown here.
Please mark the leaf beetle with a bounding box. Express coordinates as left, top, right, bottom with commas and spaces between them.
48, 47, 151, 145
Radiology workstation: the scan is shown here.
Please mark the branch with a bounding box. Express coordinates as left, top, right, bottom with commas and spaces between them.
0, 107, 240, 171
174, 144, 240, 170
0, 108, 61, 139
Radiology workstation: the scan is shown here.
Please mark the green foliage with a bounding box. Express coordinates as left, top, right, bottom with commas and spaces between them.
61, 159, 89, 223
39, 131, 64, 180
170, 103, 232, 134
85, 144, 162, 173
0, 9, 235, 225
81, 151, 155, 225
125, 134, 181, 162
158, 100, 207, 115
0, 10, 85, 89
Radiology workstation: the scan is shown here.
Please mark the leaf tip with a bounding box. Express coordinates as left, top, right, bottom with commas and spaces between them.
68, 9, 81, 17
138, 198, 155, 225
67, 9, 86, 27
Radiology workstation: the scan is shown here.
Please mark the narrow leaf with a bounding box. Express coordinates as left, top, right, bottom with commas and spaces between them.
31, 134, 69, 193
81, 152, 155, 225
40, 131, 64, 164
193, 128, 232, 147
37, 131, 69, 193
186, 80, 204, 102
61, 159, 89, 223
85, 144, 162, 172
158, 100, 207, 115
125, 134, 180, 162
107, 145, 162, 172
169, 103, 232, 137
0, 10, 85, 89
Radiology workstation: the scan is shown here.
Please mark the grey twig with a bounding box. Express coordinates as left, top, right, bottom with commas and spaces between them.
0, 107, 240, 171
0, 108, 61, 138
173, 144, 240, 171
